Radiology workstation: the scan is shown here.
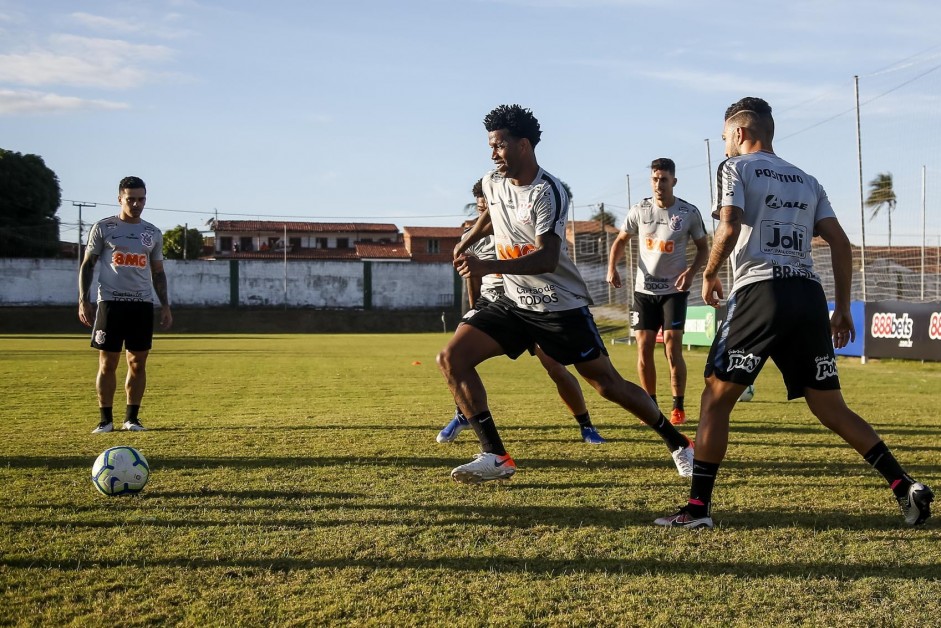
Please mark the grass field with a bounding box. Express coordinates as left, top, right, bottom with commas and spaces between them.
0, 332, 939, 626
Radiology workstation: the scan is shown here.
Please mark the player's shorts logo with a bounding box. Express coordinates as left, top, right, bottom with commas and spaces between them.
814, 356, 837, 381
728, 351, 761, 373
94, 330, 107, 345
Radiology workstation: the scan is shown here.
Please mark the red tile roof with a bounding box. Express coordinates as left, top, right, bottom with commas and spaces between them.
213, 220, 399, 233
355, 242, 412, 259
403, 226, 464, 238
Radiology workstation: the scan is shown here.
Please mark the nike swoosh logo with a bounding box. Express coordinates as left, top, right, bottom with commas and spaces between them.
580, 348, 595, 357
672, 321, 682, 326
494, 457, 511, 467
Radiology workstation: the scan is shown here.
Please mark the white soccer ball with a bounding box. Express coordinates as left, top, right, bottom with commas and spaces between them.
738, 385, 756, 402
91, 446, 150, 496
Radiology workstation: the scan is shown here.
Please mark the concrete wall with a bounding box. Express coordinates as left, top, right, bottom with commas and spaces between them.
0, 258, 456, 310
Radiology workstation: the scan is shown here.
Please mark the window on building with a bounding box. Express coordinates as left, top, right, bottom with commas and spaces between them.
316, 237, 328, 249
220, 236, 232, 252
289, 237, 301, 251
337, 238, 349, 249
240, 236, 253, 252
427, 239, 440, 254
578, 238, 598, 255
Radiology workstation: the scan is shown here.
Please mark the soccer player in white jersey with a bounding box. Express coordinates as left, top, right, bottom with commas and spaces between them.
436, 179, 608, 445
437, 104, 694, 484
607, 158, 709, 426
655, 97, 932, 528
79, 177, 172, 434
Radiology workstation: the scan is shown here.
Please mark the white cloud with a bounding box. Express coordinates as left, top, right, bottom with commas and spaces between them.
0, 88, 128, 115
70, 12, 141, 34
0, 34, 175, 88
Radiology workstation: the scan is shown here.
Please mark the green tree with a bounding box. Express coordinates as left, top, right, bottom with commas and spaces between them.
162, 225, 204, 259
865, 172, 897, 247
589, 202, 616, 227
0, 148, 61, 257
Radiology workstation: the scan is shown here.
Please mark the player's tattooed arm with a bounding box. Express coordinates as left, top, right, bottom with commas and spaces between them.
703, 205, 742, 278
151, 262, 170, 307
78, 252, 99, 303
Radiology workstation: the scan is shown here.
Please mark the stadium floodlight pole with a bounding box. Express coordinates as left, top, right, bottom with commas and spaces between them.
705, 138, 716, 234
72, 201, 96, 268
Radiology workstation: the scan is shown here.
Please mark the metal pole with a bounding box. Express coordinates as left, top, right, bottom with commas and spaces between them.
183, 222, 188, 260
705, 138, 716, 234
283, 223, 288, 309
921, 165, 926, 300
72, 202, 96, 268
571, 199, 577, 265
855, 75, 868, 303
625, 174, 632, 312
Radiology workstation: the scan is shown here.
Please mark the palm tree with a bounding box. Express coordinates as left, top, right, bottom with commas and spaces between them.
865, 172, 897, 247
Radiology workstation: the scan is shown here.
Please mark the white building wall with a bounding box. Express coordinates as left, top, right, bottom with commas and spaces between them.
372, 262, 454, 309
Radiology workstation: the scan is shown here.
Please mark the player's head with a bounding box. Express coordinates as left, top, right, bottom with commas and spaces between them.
118, 176, 147, 221
649, 158, 677, 206
484, 104, 541, 179
723, 97, 774, 157
472, 178, 487, 214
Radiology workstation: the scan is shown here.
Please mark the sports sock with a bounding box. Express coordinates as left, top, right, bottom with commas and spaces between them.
574, 412, 593, 428
649, 394, 658, 405
651, 413, 690, 451
673, 396, 684, 411
467, 411, 506, 456
863, 441, 913, 498
687, 459, 720, 516
99, 407, 113, 424
125, 405, 141, 423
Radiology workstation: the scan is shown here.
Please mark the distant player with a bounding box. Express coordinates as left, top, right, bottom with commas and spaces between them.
655, 97, 932, 528
606, 158, 709, 425
436, 179, 607, 445
437, 104, 694, 484
79, 176, 172, 433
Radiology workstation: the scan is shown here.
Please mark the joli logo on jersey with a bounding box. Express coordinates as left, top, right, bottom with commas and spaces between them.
761, 221, 807, 258
871, 312, 914, 347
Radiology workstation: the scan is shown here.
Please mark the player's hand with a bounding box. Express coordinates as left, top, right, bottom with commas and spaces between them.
159, 305, 173, 330
78, 301, 94, 327
675, 268, 693, 292
829, 306, 855, 349
606, 268, 621, 288
454, 254, 484, 278
702, 273, 723, 308
453, 240, 469, 259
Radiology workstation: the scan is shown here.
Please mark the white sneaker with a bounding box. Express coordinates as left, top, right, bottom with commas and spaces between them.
451, 452, 516, 484
91, 421, 113, 434
671, 444, 694, 478
122, 420, 146, 432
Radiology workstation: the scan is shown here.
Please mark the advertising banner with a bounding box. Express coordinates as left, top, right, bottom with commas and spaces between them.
864, 300, 941, 361
683, 306, 717, 347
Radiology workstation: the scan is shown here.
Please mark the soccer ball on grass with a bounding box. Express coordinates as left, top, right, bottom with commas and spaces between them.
91, 446, 150, 496
738, 385, 756, 402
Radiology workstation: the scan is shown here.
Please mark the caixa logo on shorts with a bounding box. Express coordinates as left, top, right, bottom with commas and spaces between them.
94, 330, 107, 345
815, 356, 837, 381
727, 351, 761, 373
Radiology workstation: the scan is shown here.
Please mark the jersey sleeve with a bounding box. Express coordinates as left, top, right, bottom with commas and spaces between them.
715, 158, 744, 219
621, 204, 640, 235
151, 229, 165, 262
86, 221, 104, 256
532, 181, 567, 240
688, 205, 707, 239
812, 181, 837, 225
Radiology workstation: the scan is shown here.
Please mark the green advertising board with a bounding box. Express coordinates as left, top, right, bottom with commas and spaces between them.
683, 305, 716, 346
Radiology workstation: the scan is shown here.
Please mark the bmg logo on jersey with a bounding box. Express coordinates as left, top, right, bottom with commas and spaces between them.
644, 237, 674, 253
111, 251, 148, 268
760, 221, 807, 258
497, 243, 536, 259
727, 350, 761, 373
814, 356, 838, 381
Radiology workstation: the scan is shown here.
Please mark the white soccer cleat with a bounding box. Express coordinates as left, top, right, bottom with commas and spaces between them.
91, 421, 113, 434
451, 452, 516, 484
122, 420, 146, 432
671, 445, 694, 478
654, 506, 714, 529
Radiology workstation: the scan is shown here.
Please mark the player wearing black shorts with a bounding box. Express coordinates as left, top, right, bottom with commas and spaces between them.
436, 180, 607, 445
79, 177, 173, 433
655, 97, 932, 529
607, 158, 708, 426
437, 105, 694, 484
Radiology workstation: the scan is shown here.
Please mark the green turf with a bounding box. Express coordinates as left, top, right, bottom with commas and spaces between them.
0, 332, 938, 626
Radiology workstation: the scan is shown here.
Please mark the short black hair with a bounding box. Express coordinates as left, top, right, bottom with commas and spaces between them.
650, 158, 676, 175
483, 104, 542, 147
724, 97, 774, 139
119, 176, 146, 192
472, 178, 484, 199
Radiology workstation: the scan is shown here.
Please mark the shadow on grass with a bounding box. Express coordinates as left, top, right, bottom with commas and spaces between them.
2, 536, 939, 580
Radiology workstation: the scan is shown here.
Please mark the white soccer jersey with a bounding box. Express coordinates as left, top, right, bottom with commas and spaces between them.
482, 168, 592, 312
462, 223, 504, 301
620, 197, 706, 295
715, 151, 836, 294
86, 217, 164, 303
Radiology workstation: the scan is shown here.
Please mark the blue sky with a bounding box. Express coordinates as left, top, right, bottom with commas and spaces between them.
2, 0, 940, 247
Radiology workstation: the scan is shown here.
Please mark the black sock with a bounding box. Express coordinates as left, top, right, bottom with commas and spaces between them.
651, 413, 690, 452
673, 396, 684, 411
99, 407, 113, 424
649, 394, 658, 405
687, 459, 720, 516
574, 412, 592, 428
467, 411, 506, 456
125, 405, 140, 423
863, 441, 913, 498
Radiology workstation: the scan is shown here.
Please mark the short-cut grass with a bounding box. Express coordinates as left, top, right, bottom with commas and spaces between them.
0, 332, 938, 626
